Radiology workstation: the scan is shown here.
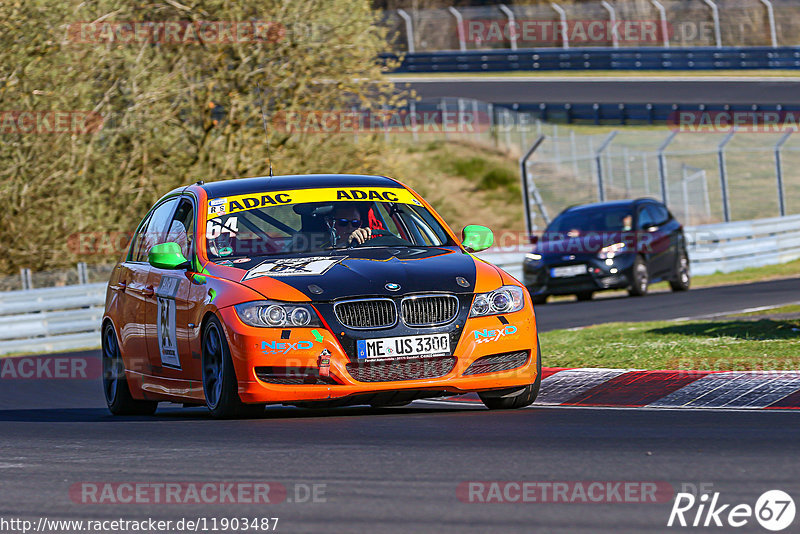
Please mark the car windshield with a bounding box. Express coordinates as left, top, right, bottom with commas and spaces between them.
204, 187, 453, 259
544, 207, 634, 238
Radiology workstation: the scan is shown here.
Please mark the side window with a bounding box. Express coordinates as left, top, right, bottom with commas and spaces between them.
637, 207, 654, 230
166, 198, 195, 259
128, 212, 153, 263
652, 205, 670, 225
136, 198, 179, 262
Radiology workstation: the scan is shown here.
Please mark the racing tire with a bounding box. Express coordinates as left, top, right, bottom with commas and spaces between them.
102, 322, 158, 416
531, 294, 548, 305
576, 291, 593, 301
479, 340, 542, 410
669, 249, 691, 292
202, 316, 265, 419
627, 256, 649, 297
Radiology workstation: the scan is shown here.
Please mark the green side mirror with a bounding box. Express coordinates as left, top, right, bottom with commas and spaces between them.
462, 225, 494, 253
148, 242, 189, 270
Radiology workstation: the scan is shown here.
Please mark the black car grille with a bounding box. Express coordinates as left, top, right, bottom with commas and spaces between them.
334, 295, 459, 329
401, 295, 459, 327
334, 299, 397, 329
463, 351, 529, 376
346, 355, 457, 382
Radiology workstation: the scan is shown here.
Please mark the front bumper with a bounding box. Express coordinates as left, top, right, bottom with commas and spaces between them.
218, 306, 539, 404
523, 253, 635, 295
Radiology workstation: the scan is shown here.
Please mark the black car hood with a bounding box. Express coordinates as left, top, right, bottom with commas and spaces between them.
235, 247, 479, 300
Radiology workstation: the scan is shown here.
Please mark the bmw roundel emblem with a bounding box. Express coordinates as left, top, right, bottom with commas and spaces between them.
385, 282, 401, 291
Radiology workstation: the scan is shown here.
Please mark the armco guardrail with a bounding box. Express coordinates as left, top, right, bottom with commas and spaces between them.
1, 216, 798, 355
477, 215, 800, 280
0, 283, 105, 355
387, 46, 800, 73
688, 214, 800, 275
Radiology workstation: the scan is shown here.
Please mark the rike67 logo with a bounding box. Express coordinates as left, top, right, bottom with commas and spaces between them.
668, 490, 795, 531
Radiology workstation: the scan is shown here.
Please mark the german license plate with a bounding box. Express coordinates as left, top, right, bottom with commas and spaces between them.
356, 334, 450, 359
551, 264, 587, 277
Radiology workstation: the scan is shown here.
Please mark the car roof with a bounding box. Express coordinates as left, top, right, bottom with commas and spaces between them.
197, 174, 403, 198
562, 198, 659, 214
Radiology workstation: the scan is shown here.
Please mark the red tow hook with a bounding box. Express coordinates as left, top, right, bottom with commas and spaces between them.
317, 349, 331, 379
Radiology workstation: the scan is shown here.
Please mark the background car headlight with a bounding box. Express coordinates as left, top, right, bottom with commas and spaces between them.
524, 252, 543, 266
598, 242, 627, 259
235, 301, 322, 328
469, 285, 525, 317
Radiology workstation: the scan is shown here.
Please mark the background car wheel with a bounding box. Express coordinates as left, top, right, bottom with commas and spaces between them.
202, 316, 265, 419
627, 256, 649, 297
670, 250, 691, 292
531, 294, 548, 305
102, 323, 158, 416
576, 291, 593, 301
479, 340, 542, 410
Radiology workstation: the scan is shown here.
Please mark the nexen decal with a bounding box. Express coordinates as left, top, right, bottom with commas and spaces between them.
261, 340, 314, 355
473, 325, 518, 344
336, 189, 399, 202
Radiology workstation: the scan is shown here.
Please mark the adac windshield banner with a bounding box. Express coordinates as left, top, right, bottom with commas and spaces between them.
207, 187, 421, 217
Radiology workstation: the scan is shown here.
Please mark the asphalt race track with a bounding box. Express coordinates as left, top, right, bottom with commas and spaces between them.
395, 75, 800, 106
1, 369, 800, 534
535, 277, 800, 331
1, 278, 799, 533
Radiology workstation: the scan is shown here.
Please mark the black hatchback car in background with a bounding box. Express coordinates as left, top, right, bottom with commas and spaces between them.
522, 198, 690, 303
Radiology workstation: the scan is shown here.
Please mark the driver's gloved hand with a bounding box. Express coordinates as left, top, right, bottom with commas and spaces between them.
348, 227, 372, 245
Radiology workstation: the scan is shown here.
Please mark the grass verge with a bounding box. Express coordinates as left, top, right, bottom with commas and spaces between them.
540, 315, 800, 371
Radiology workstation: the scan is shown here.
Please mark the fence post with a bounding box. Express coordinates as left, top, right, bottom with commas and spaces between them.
498, 4, 518, 50
550, 2, 569, 49
20, 268, 33, 290
448, 7, 467, 51
601, 1, 619, 48
77, 262, 89, 285
409, 101, 419, 142
623, 147, 632, 195
396, 9, 415, 53
774, 130, 792, 216
649, 0, 670, 48
657, 130, 678, 205
759, 0, 778, 47
718, 130, 735, 222
702, 0, 722, 48
595, 131, 618, 202
520, 136, 549, 236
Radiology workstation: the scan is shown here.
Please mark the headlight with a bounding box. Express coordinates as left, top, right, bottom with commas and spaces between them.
234, 301, 322, 328
598, 242, 626, 259
524, 253, 542, 263
469, 285, 525, 317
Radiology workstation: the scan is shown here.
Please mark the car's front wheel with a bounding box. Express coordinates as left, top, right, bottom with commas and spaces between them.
479, 341, 542, 410
102, 323, 158, 416
670, 250, 691, 292
202, 316, 264, 419
628, 256, 649, 296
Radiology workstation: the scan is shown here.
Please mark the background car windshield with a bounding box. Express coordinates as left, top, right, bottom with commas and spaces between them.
205, 200, 452, 259
545, 207, 634, 237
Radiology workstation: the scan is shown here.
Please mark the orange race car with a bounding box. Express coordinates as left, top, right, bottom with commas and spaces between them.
102, 174, 541, 418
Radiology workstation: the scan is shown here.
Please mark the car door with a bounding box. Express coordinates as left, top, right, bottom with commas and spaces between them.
638, 204, 672, 278
115, 211, 154, 375
144, 196, 196, 377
